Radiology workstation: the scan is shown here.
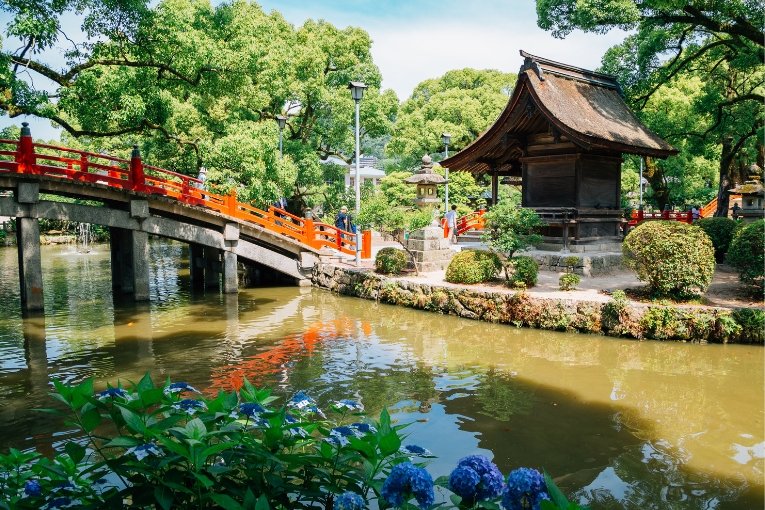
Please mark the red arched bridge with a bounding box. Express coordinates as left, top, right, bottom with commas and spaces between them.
0, 124, 370, 311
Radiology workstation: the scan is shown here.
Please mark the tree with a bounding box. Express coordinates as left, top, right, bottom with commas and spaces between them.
0, 0, 398, 207
537, 0, 764, 215
386, 68, 516, 168
481, 200, 544, 281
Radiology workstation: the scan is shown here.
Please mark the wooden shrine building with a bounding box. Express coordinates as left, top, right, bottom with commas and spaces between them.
442, 51, 677, 248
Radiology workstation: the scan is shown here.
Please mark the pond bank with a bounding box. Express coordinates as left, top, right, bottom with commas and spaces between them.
312, 262, 763, 344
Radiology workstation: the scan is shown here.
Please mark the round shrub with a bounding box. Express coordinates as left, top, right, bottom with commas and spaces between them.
727, 219, 764, 293
445, 250, 501, 284
623, 221, 715, 298
559, 273, 580, 291
507, 256, 538, 288
375, 248, 408, 274
696, 217, 739, 262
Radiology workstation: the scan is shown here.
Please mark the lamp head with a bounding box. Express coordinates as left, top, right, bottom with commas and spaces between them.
348, 81, 368, 102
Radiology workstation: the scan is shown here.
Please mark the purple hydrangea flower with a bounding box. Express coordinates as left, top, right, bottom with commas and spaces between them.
449, 455, 505, 502
24, 479, 42, 497
126, 443, 164, 461
502, 467, 549, 510
95, 387, 130, 401
381, 462, 435, 509
164, 382, 200, 395
334, 491, 365, 510
400, 444, 436, 458
172, 399, 207, 415
333, 399, 364, 412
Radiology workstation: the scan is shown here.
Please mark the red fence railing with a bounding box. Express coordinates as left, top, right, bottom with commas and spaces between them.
627, 209, 693, 229
0, 125, 371, 259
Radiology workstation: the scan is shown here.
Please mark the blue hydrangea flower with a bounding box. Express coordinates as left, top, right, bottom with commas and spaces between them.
95, 387, 131, 401
381, 462, 435, 509
164, 382, 200, 395
502, 468, 549, 510
400, 444, 436, 458
334, 491, 365, 510
234, 402, 266, 418
44, 496, 78, 509
333, 399, 364, 412
349, 422, 377, 435
449, 455, 505, 502
288, 391, 325, 418
172, 399, 207, 415
126, 443, 164, 461
24, 479, 42, 497
327, 425, 360, 447
283, 413, 308, 438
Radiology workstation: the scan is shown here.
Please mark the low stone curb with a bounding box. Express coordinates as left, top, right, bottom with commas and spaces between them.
312, 262, 762, 344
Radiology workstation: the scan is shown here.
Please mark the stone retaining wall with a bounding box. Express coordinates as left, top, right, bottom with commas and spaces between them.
312, 263, 762, 344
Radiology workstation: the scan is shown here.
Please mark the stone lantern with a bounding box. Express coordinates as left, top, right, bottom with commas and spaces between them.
405, 155, 447, 210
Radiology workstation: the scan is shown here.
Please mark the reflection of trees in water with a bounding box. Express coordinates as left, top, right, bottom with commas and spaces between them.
474, 368, 534, 421
573, 439, 756, 510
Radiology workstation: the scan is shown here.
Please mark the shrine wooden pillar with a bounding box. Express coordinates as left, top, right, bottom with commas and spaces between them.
490, 170, 499, 206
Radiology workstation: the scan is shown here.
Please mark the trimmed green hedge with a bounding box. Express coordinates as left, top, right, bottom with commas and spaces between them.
375, 247, 409, 275
559, 273, 580, 291
623, 221, 715, 299
445, 250, 501, 284
727, 219, 764, 294
697, 217, 738, 262
506, 256, 538, 288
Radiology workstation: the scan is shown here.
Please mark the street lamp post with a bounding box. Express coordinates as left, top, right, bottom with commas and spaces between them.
442, 132, 451, 211
348, 81, 367, 266
275, 115, 287, 158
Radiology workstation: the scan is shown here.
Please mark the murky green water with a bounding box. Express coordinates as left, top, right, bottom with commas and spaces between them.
0, 241, 763, 509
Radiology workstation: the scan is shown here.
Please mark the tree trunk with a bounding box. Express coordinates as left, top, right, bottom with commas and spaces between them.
644, 158, 669, 210
714, 136, 734, 217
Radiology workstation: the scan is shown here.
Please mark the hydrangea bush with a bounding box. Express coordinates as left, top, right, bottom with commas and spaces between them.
0, 375, 587, 509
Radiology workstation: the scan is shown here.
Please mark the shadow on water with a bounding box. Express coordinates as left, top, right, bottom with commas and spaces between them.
0, 242, 762, 509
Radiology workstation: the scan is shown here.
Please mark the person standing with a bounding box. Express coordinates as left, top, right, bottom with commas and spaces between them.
691, 205, 700, 221
335, 206, 351, 232
445, 204, 458, 244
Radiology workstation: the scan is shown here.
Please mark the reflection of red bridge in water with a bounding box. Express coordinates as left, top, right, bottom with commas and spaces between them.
0, 125, 371, 258
208, 318, 372, 393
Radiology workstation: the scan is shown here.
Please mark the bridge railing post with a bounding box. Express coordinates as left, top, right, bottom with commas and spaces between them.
130, 145, 145, 192
226, 188, 237, 216
302, 218, 315, 247
16, 122, 36, 175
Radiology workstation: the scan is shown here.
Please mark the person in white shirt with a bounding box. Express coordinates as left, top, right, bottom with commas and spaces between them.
444, 205, 458, 244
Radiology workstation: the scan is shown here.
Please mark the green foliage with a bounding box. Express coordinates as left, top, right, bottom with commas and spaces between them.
507, 256, 539, 289
727, 220, 765, 293
623, 221, 715, 299
2, 0, 399, 208
387, 68, 517, 168
559, 273, 581, 291
731, 308, 765, 344
640, 307, 689, 341
445, 250, 501, 284
697, 217, 739, 262
0, 374, 585, 509
379, 171, 416, 207
483, 201, 544, 258
375, 248, 408, 275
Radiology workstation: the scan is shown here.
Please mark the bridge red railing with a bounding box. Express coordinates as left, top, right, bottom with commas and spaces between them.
441, 209, 486, 238
0, 125, 371, 259
627, 209, 693, 230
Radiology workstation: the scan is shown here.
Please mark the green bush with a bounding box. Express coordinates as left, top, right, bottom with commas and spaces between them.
0, 374, 586, 510
506, 256, 538, 288
727, 219, 764, 293
732, 308, 765, 344
445, 250, 501, 284
375, 247, 409, 274
559, 273, 581, 291
696, 217, 739, 262
623, 221, 715, 299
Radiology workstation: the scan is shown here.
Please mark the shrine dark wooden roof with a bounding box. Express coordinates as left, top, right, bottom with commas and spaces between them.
442, 51, 678, 175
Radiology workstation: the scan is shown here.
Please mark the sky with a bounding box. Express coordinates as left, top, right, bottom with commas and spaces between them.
1, 0, 628, 140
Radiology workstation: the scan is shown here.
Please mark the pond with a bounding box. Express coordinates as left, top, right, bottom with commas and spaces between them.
0, 241, 762, 509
